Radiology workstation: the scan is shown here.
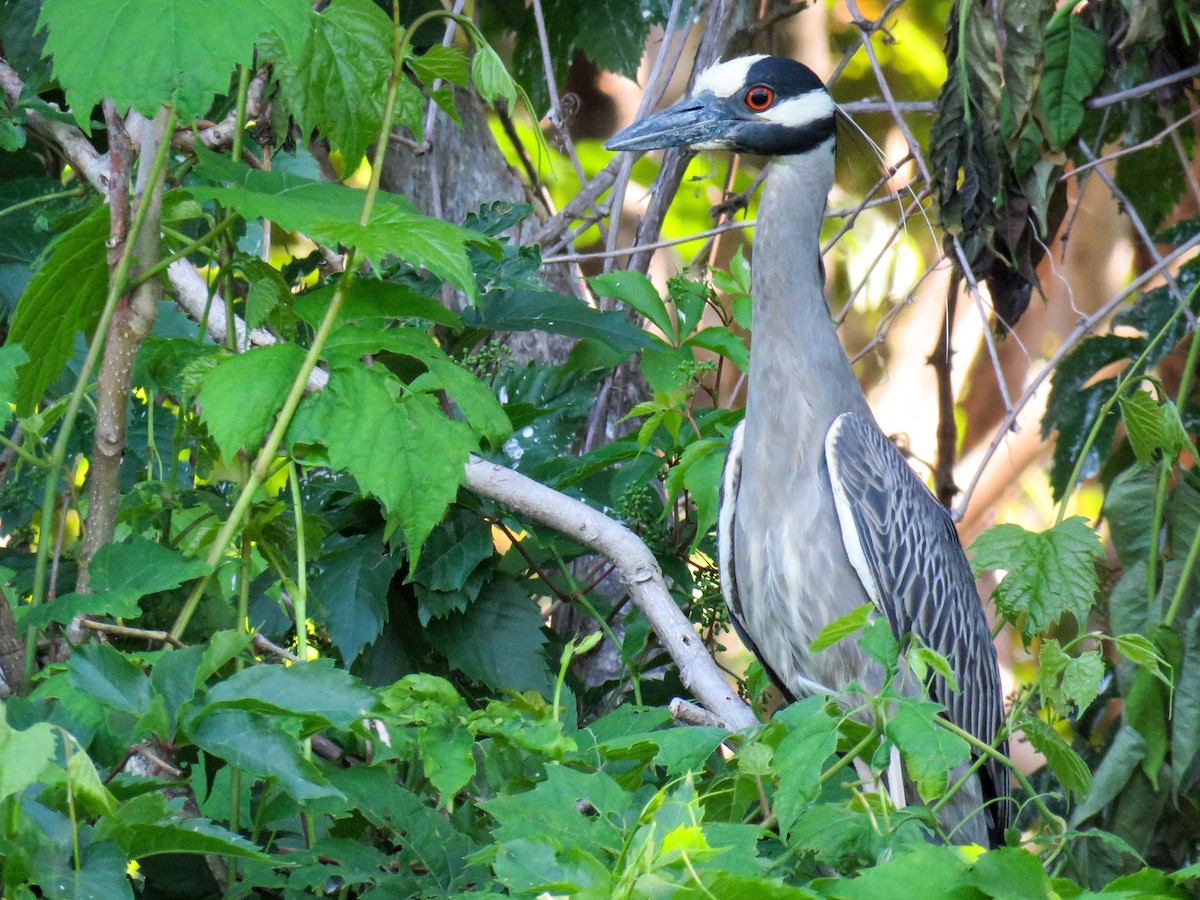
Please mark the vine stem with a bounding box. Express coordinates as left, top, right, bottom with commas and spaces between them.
169, 5, 474, 641
24, 105, 178, 682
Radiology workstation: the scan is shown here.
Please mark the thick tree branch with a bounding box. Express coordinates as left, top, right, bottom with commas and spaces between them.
465, 457, 758, 731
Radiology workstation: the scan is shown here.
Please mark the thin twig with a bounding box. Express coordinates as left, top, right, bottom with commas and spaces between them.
80, 619, 185, 648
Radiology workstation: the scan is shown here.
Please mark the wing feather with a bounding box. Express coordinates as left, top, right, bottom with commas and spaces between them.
825, 412, 1010, 842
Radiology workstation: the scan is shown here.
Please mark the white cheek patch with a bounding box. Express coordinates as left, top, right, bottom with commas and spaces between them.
759, 90, 836, 128
694, 55, 767, 98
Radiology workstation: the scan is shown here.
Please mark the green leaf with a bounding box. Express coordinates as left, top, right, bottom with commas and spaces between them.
17, 590, 144, 633
1037, 638, 1104, 713
199, 344, 307, 459
100, 796, 269, 861
67, 643, 152, 717
294, 278, 463, 330
294, 366, 474, 562
8, 203, 108, 414
0, 705, 56, 802
1173, 617, 1200, 789
417, 357, 512, 446
419, 720, 476, 803
265, 0, 392, 170
589, 271, 674, 343
89, 536, 211, 594
309, 532, 400, 665
574, 0, 651, 77
471, 43, 518, 110
686, 326, 749, 372
425, 574, 550, 695
1039, 15, 1106, 150
1119, 389, 1190, 464
189, 151, 492, 297
38, 0, 309, 126
203, 659, 377, 730
1111, 633, 1170, 688
772, 697, 840, 838
409, 44, 470, 87
811, 603, 874, 653
1019, 715, 1091, 801
968, 847, 1052, 898
969, 517, 1103, 641
885, 700, 969, 802
1071, 724, 1146, 824
185, 708, 340, 801
410, 510, 494, 594
465, 288, 650, 356
1103, 466, 1158, 569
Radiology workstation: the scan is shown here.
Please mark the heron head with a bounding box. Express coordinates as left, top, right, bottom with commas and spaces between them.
606, 55, 836, 157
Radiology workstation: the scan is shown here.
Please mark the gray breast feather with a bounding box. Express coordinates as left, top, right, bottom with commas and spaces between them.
824, 411, 1010, 837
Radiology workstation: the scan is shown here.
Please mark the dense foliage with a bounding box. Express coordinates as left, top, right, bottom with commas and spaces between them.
0, 0, 1199, 896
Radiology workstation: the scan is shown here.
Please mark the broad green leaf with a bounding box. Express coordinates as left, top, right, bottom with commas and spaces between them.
35, 838, 131, 900
1039, 15, 1105, 150
17, 590, 143, 633
185, 708, 340, 801
969, 517, 1103, 641
410, 510, 494, 594
1103, 466, 1158, 569
683, 443, 726, 547
465, 288, 651, 355
1173, 617, 1200, 789
1037, 639, 1104, 713
885, 700, 969, 802
67, 643, 152, 717
294, 366, 474, 561
266, 0, 391, 170
409, 44, 470, 86
99, 795, 269, 861
309, 532, 400, 665
1123, 628, 1177, 789
8, 203, 108, 414
1019, 715, 1091, 801
63, 738, 118, 817
0, 705, 55, 802
1071, 724, 1145, 824
1112, 633, 1170, 687
589, 270, 674, 343
203, 659, 377, 730
89, 536, 211, 594
823, 843, 969, 899
425, 575, 550, 695
238, 258, 292, 331
811, 603, 874, 654
419, 720, 476, 803
1119, 390, 1190, 464
471, 43, 518, 110
772, 697, 840, 838
38, 0, 309, 126
968, 847, 1052, 898
294, 278, 463, 330
188, 151, 492, 297
574, 0, 651, 77
417, 357, 512, 446
199, 344, 307, 460
686, 326, 750, 373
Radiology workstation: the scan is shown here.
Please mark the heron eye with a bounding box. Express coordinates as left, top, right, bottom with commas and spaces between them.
745, 85, 775, 111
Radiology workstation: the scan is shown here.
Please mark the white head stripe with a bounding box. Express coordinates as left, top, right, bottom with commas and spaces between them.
694, 55, 767, 98
758, 91, 836, 128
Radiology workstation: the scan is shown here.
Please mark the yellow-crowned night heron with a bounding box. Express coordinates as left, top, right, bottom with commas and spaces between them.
607, 55, 1009, 847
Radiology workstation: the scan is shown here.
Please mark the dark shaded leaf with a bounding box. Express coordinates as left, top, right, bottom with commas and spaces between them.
67, 643, 152, 716
204, 659, 377, 730
1039, 15, 1105, 150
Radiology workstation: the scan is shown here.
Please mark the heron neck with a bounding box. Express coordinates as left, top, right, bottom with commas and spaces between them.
745, 143, 871, 442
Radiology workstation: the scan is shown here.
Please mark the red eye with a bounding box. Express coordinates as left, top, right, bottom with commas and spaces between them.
745, 85, 775, 111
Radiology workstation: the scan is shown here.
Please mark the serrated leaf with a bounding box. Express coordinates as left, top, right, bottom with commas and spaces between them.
265, 0, 391, 169
1038, 638, 1104, 713
203, 659, 377, 730
409, 44, 469, 86
294, 366, 474, 561
969, 517, 1103, 642
309, 532, 400, 665
464, 288, 650, 355
410, 510, 493, 594
38, 0, 309, 126
419, 721, 476, 803
8, 203, 108, 414
1111, 633, 1170, 687
1020, 715, 1091, 801
185, 708, 340, 801
1120, 389, 1190, 464
188, 151, 491, 297
574, 0, 650, 76
1039, 15, 1106, 150
199, 344, 306, 459
811, 603, 874, 653
425, 575, 550, 695
294, 277, 462, 330
686, 326, 749, 372
471, 43, 518, 109
417, 357, 511, 446
772, 697, 840, 838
